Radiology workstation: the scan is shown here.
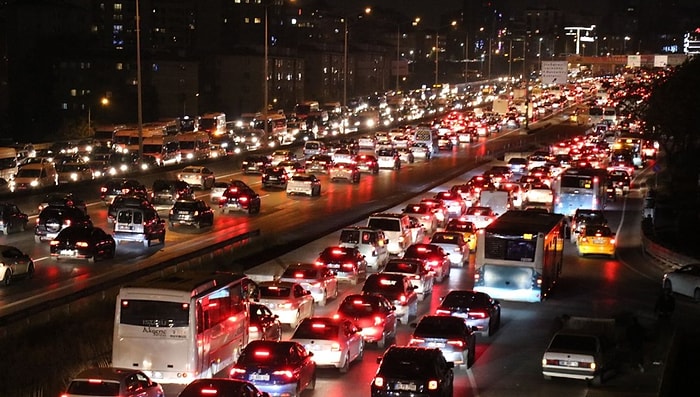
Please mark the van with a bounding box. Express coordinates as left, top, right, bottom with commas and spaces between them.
0, 147, 18, 181
366, 213, 413, 256
339, 226, 390, 272
11, 162, 57, 192
302, 140, 326, 158
177, 131, 210, 161
413, 126, 436, 154
113, 206, 166, 247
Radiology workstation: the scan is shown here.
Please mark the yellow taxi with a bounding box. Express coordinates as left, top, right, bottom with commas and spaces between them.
577, 225, 616, 258
445, 217, 477, 252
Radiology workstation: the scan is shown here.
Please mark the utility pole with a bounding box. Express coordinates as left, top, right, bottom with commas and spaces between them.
136, 0, 143, 163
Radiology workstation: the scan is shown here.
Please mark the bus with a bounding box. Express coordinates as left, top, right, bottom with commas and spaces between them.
93, 124, 128, 147
253, 112, 287, 145
142, 135, 181, 166
474, 210, 566, 302
113, 125, 166, 153
199, 112, 227, 137
553, 167, 608, 217
112, 272, 258, 384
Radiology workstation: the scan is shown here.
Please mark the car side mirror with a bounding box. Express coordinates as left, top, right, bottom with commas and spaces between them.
376, 356, 383, 364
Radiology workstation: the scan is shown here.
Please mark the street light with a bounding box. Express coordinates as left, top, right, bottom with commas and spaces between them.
342, 8, 371, 108
87, 97, 109, 133
538, 37, 543, 75
135, 0, 143, 163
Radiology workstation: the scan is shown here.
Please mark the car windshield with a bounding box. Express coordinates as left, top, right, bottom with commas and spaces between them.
174, 201, 199, 211
259, 285, 292, 298
292, 321, 339, 340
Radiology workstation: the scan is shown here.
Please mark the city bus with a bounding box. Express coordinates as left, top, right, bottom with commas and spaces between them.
112, 272, 258, 384
112, 125, 166, 153
474, 210, 566, 303
553, 167, 608, 217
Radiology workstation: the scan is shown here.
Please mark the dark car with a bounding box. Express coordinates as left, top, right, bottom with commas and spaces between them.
315, 246, 367, 285
100, 178, 147, 205
241, 155, 272, 174
108, 193, 153, 223
0, 202, 29, 235
38, 193, 88, 215
408, 315, 477, 370
354, 154, 380, 174
150, 179, 193, 207
219, 180, 261, 214
35, 205, 92, 243
249, 303, 283, 342
371, 346, 454, 397
168, 199, 214, 229
436, 289, 501, 337
177, 379, 270, 397
261, 166, 289, 189
229, 340, 316, 397
49, 225, 116, 262
362, 273, 418, 325
403, 243, 451, 283
335, 293, 398, 348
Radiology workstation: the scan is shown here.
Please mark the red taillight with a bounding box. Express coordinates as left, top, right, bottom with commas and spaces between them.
342, 262, 354, 269
315, 261, 325, 266
239, 196, 249, 203
468, 311, 487, 319
273, 369, 294, 379
50, 240, 59, 246
200, 388, 218, 395
435, 309, 451, 315
399, 294, 407, 303
447, 340, 465, 348
76, 241, 89, 248
331, 342, 341, 351
374, 316, 383, 326
230, 367, 246, 376
100, 187, 107, 193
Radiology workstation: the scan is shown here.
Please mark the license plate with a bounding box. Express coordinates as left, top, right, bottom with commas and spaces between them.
395, 383, 416, 391
60, 250, 75, 255
428, 342, 445, 348
269, 176, 277, 180
561, 360, 579, 367
117, 224, 133, 231
593, 238, 604, 244
250, 374, 270, 381
306, 344, 320, 351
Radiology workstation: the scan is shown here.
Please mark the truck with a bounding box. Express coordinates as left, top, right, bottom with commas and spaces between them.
542, 316, 619, 385
492, 96, 510, 115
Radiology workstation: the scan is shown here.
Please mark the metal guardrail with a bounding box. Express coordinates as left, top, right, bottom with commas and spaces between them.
0, 229, 261, 337
641, 233, 699, 271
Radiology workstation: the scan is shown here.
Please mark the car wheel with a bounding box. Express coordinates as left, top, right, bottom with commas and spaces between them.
143, 239, 151, 248
377, 333, 386, 349
2, 269, 11, 286
308, 372, 316, 391
357, 340, 364, 361
88, 255, 96, 263
318, 290, 327, 307
339, 353, 350, 373
488, 317, 496, 336
26, 262, 35, 279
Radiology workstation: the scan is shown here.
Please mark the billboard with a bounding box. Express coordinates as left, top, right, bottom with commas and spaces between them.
541, 61, 568, 85
627, 55, 641, 67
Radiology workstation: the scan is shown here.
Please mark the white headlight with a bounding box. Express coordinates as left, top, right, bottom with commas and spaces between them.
120, 164, 128, 171
187, 153, 194, 159
70, 173, 78, 181
30, 180, 39, 187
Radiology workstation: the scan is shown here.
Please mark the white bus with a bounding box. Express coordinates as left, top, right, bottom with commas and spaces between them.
199, 112, 227, 137
474, 210, 565, 303
112, 272, 257, 384
113, 125, 166, 153
177, 131, 211, 161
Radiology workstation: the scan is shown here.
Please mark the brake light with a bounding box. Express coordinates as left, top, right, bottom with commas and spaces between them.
413, 275, 420, 280
239, 196, 249, 203
342, 262, 355, 269
279, 302, 293, 309
248, 325, 259, 332
295, 272, 305, 278
315, 261, 325, 266
50, 240, 59, 246
374, 316, 383, 326
331, 248, 344, 255
409, 337, 424, 345
254, 350, 270, 357
399, 294, 407, 303
200, 388, 218, 395
468, 311, 487, 319
435, 309, 451, 315
374, 376, 385, 387
100, 187, 107, 193
273, 369, 294, 379
610, 239, 616, 244
428, 380, 439, 390
447, 340, 464, 348
230, 367, 246, 376
76, 241, 89, 248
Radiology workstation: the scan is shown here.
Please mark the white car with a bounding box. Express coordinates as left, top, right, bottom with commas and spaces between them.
290, 317, 364, 373
62, 367, 164, 397
663, 264, 700, 301
331, 148, 354, 164
382, 258, 434, 301
257, 281, 315, 329
177, 166, 215, 189
278, 263, 339, 306
270, 149, 296, 166
430, 231, 469, 267
286, 174, 321, 197
209, 181, 230, 203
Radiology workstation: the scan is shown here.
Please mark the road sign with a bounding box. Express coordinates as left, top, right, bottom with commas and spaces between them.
541, 61, 568, 85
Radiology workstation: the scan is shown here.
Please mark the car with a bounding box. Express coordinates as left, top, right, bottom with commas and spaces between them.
279, 262, 339, 306
434, 191, 467, 218
371, 346, 454, 397
419, 197, 449, 227
305, 154, 334, 174
403, 243, 451, 283
277, 160, 305, 176
354, 154, 379, 174
361, 273, 418, 325
209, 181, 230, 203
241, 155, 272, 174
49, 225, 116, 262
55, 162, 94, 184
409, 142, 431, 160
402, 203, 439, 235
397, 147, 415, 164
662, 263, 700, 302
112, 205, 166, 248
256, 281, 315, 329
261, 166, 290, 189
430, 231, 469, 267
150, 179, 193, 208
35, 204, 93, 243
286, 173, 321, 197
100, 178, 147, 205
315, 246, 367, 285
383, 258, 434, 301
219, 180, 261, 214
577, 224, 616, 258
290, 316, 364, 373
168, 199, 215, 230
408, 315, 477, 370
366, 213, 414, 256
270, 149, 296, 166
435, 290, 501, 336
338, 226, 390, 273
229, 340, 316, 397
177, 166, 215, 189
62, 367, 164, 397
570, 209, 608, 242
331, 148, 354, 164
444, 212, 476, 244
376, 148, 401, 170
303, 140, 327, 158
249, 302, 283, 342
107, 193, 153, 223
464, 206, 497, 229
0, 202, 29, 235
177, 378, 270, 397
334, 293, 398, 349
329, 162, 361, 184
0, 245, 34, 285
608, 169, 631, 198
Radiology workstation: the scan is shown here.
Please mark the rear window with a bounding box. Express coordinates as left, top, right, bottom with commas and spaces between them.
281, 268, 318, 279
380, 351, 438, 377
414, 316, 466, 337
367, 217, 400, 232
362, 275, 404, 294
384, 260, 419, 274
292, 321, 339, 340
259, 285, 292, 298
338, 297, 380, 316
117, 210, 143, 224
340, 229, 377, 244
67, 380, 120, 396
305, 142, 320, 150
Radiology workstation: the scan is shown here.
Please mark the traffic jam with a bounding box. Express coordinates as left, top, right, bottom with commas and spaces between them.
3, 75, 661, 396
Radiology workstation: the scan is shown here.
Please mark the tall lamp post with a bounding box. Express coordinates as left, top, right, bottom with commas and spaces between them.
135, 0, 143, 163
342, 8, 371, 108
264, 3, 269, 137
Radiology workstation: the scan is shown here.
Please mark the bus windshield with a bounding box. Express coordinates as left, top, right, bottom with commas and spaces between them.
560, 176, 594, 189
